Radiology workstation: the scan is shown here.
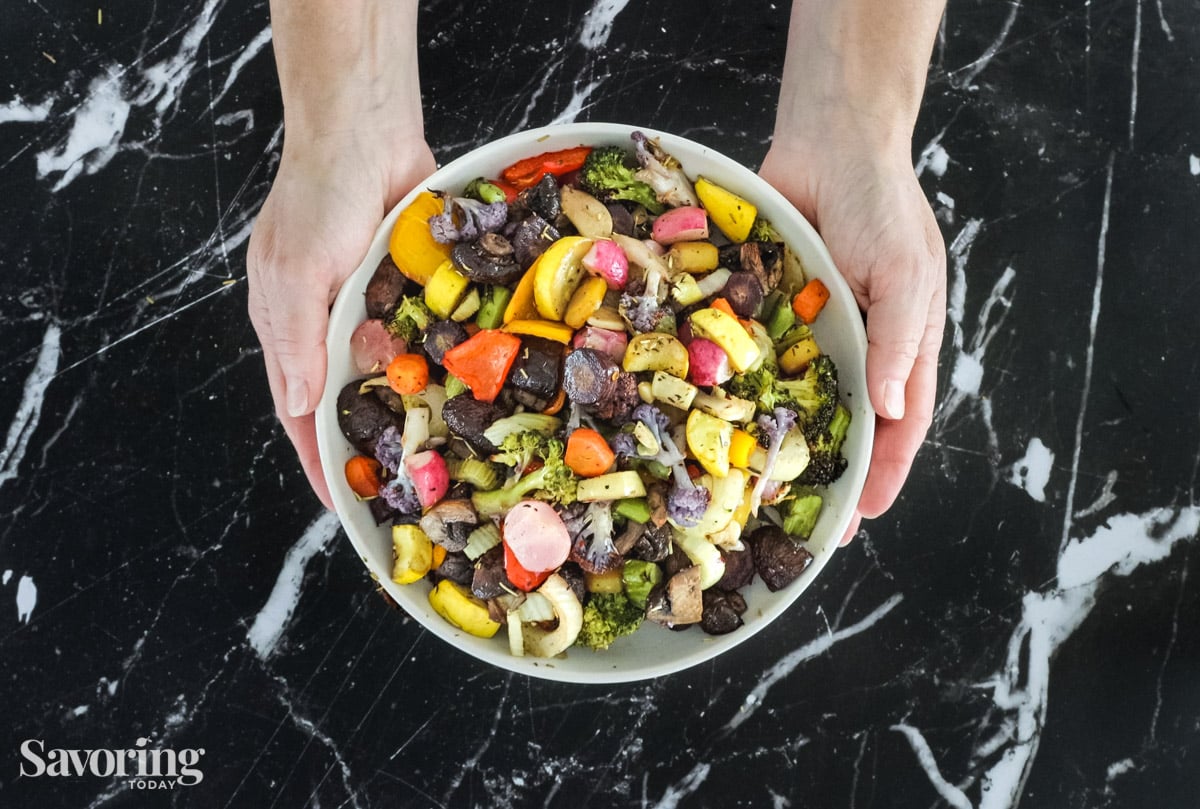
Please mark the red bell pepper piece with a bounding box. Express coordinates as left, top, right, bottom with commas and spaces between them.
500, 146, 593, 190
503, 541, 552, 592
441, 329, 522, 403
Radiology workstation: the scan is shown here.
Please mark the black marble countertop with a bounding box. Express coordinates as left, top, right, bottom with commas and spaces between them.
2, 1, 1198, 807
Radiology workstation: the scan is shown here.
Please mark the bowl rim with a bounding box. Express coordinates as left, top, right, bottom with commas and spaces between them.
316, 121, 873, 683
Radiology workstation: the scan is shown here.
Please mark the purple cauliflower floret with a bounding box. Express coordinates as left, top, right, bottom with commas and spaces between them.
618, 269, 676, 335
380, 476, 421, 515
630, 404, 709, 527
609, 431, 637, 459
666, 483, 709, 528
374, 426, 406, 474
563, 501, 622, 574
748, 407, 799, 516
428, 195, 508, 244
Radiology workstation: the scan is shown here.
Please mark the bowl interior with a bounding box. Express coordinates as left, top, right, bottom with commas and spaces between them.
316, 122, 872, 683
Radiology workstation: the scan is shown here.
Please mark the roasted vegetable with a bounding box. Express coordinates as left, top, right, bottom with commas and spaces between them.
576, 591, 644, 650
579, 145, 664, 213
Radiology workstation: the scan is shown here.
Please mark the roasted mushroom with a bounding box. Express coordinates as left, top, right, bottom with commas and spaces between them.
745, 524, 814, 592
418, 499, 478, 552
644, 566, 703, 627
336, 380, 401, 454
442, 395, 505, 455
700, 589, 747, 635
364, 253, 407, 319
451, 232, 522, 285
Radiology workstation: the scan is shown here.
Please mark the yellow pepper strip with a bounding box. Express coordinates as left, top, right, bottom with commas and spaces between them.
502, 319, 575, 344
728, 428, 758, 469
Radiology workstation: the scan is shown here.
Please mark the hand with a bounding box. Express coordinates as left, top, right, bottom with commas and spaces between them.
759, 138, 947, 542
247, 131, 436, 508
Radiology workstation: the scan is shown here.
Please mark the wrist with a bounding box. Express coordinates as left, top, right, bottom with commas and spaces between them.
772, 0, 943, 164
269, 0, 425, 148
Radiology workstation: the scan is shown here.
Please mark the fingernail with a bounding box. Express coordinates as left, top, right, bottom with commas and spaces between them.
286, 379, 310, 418
883, 379, 905, 420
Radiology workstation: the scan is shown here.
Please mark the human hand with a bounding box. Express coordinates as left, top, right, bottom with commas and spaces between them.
759, 137, 947, 542
247, 132, 436, 508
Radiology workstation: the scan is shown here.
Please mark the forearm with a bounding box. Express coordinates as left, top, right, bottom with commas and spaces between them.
268, 0, 425, 148
774, 0, 945, 159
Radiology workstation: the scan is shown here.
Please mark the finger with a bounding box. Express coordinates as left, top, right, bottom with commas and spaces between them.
839, 512, 863, 546
863, 270, 932, 422
262, 341, 336, 511
857, 343, 937, 518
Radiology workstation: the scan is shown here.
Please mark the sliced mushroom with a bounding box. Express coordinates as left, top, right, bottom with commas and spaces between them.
644, 565, 703, 627
419, 499, 478, 552
451, 234, 522, 285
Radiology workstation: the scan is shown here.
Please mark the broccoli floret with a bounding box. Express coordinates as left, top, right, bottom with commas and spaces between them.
387, 295, 434, 344
471, 436, 577, 517
748, 216, 781, 242
795, 403, 851, 487
724, 365, 780, 412
579, 145, 664, 214
428, 191, 508, 243
576, 591, 645, 650
724, 355, 840, 440
775, 355, 839, 439
492, 429, 557, 476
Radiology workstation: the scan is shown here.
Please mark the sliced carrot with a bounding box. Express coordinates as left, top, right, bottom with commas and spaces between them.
344, 456, 382, 498
710, 297, 737, 319
565, 428, 616, 478
541, 387, 567, 416
431, 544, 448, 570
792, 278, 830, 324
441, 329, 522, 403
386, 353, 430, 395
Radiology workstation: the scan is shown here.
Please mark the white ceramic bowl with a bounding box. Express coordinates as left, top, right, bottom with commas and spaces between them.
316, 122, 872, 683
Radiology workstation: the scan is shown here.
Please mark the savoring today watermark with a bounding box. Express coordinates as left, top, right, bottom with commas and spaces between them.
19, 737, 206, 790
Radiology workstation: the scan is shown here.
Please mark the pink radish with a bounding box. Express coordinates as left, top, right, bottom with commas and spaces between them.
350, 318, 407, 374
652, 206, 709, 245
572, 326, 628, 365
404, 450, 449, 508
581, 239, 629, 289
503, 500, 571, 572
687, 338, 734, 386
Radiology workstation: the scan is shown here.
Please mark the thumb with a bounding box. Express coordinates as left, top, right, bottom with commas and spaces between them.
863, 278, 928, 421
272, 290, 331, 419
